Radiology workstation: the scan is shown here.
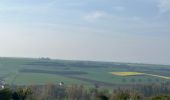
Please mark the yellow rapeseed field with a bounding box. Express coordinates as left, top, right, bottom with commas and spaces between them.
110, 71, 170, 79
110, 72, 144, 76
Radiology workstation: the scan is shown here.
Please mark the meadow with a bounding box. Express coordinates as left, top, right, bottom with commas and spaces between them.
0, 57, 170, 88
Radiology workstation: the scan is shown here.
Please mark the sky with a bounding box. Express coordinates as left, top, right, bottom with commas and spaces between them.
0, 0, 170, 64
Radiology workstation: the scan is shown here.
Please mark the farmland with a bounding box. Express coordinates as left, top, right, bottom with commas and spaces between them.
110, 72, 170, 79
0, 57, 170, 88
110, 72, 144, 76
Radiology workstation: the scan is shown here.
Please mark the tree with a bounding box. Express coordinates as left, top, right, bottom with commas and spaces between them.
97, 93, 109, 100
12, 87, 32, 100
110, 90, 130, 100
0, 88, 12, 100
130, 92, 144, 100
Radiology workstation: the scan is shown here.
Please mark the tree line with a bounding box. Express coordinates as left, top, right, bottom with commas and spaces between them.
1, 82, 170, 100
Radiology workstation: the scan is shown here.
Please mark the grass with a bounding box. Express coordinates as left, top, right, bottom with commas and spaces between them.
0, 57, 169, 87
10, 73, 90, 85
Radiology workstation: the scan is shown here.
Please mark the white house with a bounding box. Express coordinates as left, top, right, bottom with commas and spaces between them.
59, 82, 64, 86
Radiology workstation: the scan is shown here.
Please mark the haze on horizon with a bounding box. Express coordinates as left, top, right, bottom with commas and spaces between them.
0, 0, 170, 65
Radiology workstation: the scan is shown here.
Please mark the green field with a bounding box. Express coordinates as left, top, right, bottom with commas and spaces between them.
0, 57, 170, 87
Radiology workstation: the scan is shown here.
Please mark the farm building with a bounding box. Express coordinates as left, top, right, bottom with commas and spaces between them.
59, 82, 64, 86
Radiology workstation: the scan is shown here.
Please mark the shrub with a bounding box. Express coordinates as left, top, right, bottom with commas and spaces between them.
151, 95, 170, 100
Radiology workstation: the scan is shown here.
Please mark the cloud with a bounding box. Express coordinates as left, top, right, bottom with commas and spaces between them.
84, 11, 107, 21
158, 0, 170, 13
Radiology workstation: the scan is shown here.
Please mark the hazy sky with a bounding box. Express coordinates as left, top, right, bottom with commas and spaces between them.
0, 0, 170, 64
